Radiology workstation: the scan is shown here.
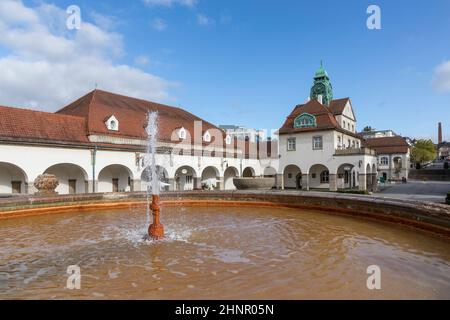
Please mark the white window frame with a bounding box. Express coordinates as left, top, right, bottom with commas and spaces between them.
313, 136, 323, 150
287, 137, 296, 151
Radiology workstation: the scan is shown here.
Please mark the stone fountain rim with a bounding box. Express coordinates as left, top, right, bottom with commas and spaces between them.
0, 190, 449, 237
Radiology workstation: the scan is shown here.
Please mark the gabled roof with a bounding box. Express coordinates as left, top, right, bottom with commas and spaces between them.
56, 89, 225, 145
0, 105, 89, 144
363, 136, 410, 154
328, 98, 350, 115
278, 98, 360, 138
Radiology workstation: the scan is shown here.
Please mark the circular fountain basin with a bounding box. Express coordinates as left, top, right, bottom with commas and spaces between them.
1, 204, 449, 299
233, 177, 275, 190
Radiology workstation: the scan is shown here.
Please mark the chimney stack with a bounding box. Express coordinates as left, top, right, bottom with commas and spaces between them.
317, 94, 323, 104
438, 122, 443, 144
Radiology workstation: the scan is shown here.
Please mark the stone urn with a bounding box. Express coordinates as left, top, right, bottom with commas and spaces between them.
34, 174, 59, 195
233, 177, 275, 190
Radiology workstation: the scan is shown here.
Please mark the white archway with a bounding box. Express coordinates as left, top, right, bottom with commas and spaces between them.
201, 166, 220, 190
141, 165, 169, 192
309, 164, 329, 189
242, 167, 255, 178
336, 163, 355, 190
174, 166, 197, 191
224, 166, 239, 190
0, 162, 28, 194
98, 164, 133, 193
44, 163, 88, 194
283, 164, 302, 189
263, 166, 277, 177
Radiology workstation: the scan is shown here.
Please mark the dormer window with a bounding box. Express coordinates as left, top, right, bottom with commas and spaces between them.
294, 113, 317, 129
178, 127, 186, 140
225, 135, 232, 145
203, 130, 211, 142
105, 115, 119, 131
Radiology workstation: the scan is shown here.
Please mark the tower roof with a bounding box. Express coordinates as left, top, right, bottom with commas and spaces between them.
314, 60, 329, 78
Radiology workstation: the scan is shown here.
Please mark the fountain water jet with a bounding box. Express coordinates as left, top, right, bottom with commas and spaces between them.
144, 111, 164, 240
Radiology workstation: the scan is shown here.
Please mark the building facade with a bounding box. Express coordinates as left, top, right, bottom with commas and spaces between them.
276, 65, 378, 191
364, 136, 411, 181
0, 90, 278, 195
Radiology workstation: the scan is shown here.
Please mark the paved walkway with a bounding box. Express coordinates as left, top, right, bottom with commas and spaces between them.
374, 181, 450, 203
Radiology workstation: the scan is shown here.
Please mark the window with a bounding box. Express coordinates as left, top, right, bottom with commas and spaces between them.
225, 135, 232, 145
186, 175, 193, 184
352, 124, 355, 132
352, 140, 356, 148
337, 136, 341, 147
347, 139, 351, 148
178, 127, 186, 139
287, 137, 296, 151
105, 115, 119, 131
313, 136, 323, 150
380, 157, 389, 166
203, 131, 211, 142
294, 113, 317, 128
320, 170, 329, 183
343, 120, 346, 129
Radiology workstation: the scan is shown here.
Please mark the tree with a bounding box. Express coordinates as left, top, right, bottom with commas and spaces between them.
363, 126, 374, 132
411, 139, 436, 164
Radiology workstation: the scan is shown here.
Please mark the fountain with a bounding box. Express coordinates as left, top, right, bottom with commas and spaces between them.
144, 111, 164, 240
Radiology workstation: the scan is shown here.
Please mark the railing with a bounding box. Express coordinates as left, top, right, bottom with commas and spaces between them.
334, 147, 376, 156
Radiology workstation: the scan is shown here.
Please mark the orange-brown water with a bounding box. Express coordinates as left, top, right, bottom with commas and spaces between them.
0, 206, 449, 299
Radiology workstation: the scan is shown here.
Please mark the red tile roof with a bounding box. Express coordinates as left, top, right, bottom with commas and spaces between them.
363, 136, 410, 154
328, 98, 350, 116
278, 98, 361, 138
0, 105, 89, 144
56, 89, 225, 146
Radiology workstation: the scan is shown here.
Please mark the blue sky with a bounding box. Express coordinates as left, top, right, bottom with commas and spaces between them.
3, 0, 450, 141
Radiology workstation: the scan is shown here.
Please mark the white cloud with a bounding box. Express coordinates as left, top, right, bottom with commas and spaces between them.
0, 0, 172, 110
197, 14, 214, 26
432, 60, 450, 93
151, 18, 167, 31
134, 55, 150, 65
142, 0, 197, 7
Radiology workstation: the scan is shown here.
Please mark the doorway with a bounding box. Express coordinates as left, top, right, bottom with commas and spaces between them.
11, 181, 21, 194
68, 179, 76, 194
112, 178, 119, 192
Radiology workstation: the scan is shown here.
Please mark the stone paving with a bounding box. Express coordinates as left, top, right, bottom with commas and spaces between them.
375, 181, 450, 203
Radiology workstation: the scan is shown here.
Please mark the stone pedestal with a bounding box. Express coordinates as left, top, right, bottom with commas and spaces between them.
34, 174, 59, 195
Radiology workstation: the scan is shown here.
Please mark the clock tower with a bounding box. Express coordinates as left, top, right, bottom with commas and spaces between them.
310, 61, 333, 106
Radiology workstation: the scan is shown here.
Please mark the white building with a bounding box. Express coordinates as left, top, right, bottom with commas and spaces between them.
364, 136, 411, 181
276, 64, 378, 191
219, 125, 265, 142
0, 90, 275, 195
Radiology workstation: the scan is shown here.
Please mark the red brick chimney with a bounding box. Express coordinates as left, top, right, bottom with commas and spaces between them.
438, 122, 443, 144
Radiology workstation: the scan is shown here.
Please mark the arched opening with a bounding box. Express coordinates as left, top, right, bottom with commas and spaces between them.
283, 165, 302, 189
0, 162, 28, 194
242, 167, 255, 178
44, 163, 88, 194
98, 165, 133, 193
174, 166, 197, 191
224, 166, 239, 190
337, 163, 355, 190
309, 164, 329, 189
141, 165, 169, 192
201, 166, 220, 190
